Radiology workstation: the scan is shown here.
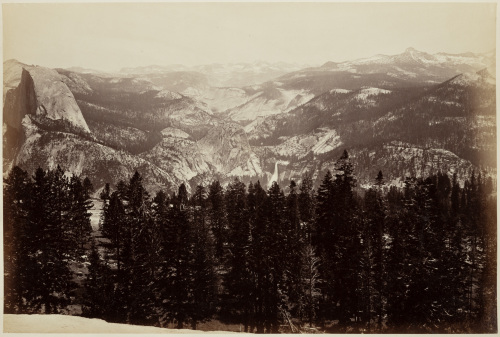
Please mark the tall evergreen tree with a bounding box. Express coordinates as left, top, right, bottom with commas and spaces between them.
361, 183, 386, 331
224, 178, 254, 332
4, 166, 32, 313
207, 180, 227, 262
100, 183, 111, 201
83, 177, 94, 200
301, 244, 322, 328
160, 183, 194, 329
190, 185, 218, 329
263, 181, 287, 333
284, 181, 306, 325
102, 191, 126, 271
298, 174, 315, 241
387, 177, 444, 332
331, 150, 360, 328
68, 175, 93, 257
28, 167, 76, 313
314, 170, 334, 260
82, 240, 113, 318
247, 181, 267, 333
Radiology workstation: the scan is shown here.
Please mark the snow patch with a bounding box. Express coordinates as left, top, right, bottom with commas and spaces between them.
356, 87, 391, 100
311, 129, 342, 154
270, 129, 342, 158
155, 90, 182, 100
4, 314, 232, 334
330, 88, 351, 94
182, 86, 203, 96
450, 72, 482, 86
160, 127, 190, 139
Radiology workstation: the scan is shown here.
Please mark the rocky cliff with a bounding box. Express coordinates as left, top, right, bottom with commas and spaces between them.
4, 67, 90, 134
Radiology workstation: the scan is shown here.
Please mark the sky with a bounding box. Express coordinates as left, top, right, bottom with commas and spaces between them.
2, 2, 497, 71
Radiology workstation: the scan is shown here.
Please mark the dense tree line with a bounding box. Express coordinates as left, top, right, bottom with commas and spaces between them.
3, 152, 496, 333
4, 166, 93, 314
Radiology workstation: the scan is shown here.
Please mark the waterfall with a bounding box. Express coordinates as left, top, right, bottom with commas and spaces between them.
268, 162, 279, 188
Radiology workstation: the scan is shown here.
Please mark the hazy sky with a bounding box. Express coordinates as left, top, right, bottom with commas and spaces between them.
2, 2, 497, 71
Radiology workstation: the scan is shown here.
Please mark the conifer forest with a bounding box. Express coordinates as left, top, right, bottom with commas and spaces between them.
3, 151, 497, 333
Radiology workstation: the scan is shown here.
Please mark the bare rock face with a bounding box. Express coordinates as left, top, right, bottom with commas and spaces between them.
4, 67, 90, 134
3, 65, 92, 176
3, 59, 27, 100
14, 119, 176, 192
197, 122, 262, 177
4, 68, 36, 132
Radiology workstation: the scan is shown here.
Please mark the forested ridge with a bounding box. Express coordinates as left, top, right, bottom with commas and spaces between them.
4, 151, 497, 333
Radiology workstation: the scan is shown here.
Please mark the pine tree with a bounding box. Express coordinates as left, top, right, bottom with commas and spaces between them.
178, 183, 189, 207
100, 183, 110, 201
28, 167, 76, 313
122, 171, 159, 325
128, 213, 161, 326
361, 184, 386, 331
3, 166, 32, 313
387, 177, 443, 332
190, 185, 218, 329
331, 150, 360, 328
207, 180, 227, 262
160, 183, 194, 329
68, 176, 93, 258
264, 181, 287, 333
479, 180, 497, 332
82, 240, 111, 318
298, 174, 315, 241
314, 170, 335, 326
83, 177, 94, 200
247, 181, 266, 332
314, 170, 334, 260
375, 170, 384, 188
314, 151, 360, 329
284, 181, 306, 325
224, 178, 254, 332
301, 244, 321, 328
102, 191, 126, 271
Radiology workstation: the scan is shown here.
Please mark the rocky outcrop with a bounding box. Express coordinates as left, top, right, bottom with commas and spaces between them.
4, 66, 91, 134
4, 68, 37, 132
197, 122, 262, 177
3, 59, 27, 100
14, 118, 175, 192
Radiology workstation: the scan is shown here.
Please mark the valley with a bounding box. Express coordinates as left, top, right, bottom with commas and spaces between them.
3, 47, 496, 194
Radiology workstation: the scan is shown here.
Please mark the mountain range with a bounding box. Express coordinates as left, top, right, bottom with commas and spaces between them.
3, 48, 496, 193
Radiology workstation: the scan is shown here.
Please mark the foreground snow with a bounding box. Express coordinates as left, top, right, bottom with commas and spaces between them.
3, 314, 235, 334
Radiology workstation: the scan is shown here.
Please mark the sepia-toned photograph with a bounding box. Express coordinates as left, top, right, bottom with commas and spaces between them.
2, 1, 497, 334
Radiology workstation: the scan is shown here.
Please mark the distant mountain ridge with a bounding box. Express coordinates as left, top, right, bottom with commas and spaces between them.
119, 61, 311, 88
3, 47, 496, 193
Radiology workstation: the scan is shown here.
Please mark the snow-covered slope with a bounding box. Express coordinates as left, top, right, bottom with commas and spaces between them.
3, 314, 234, 334
155, 89, 183, 100
319, 47, 494, 82
191, 87, 254, 113
120, 61, 310, 88
269, 128, 342, 158
227, 87, 313, 122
